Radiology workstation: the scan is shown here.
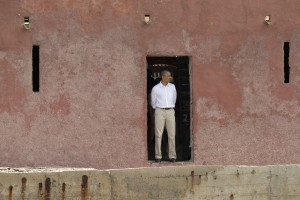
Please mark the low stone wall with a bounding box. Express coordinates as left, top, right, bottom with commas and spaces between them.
0, 168, 111, 200
0, 165, 299, 200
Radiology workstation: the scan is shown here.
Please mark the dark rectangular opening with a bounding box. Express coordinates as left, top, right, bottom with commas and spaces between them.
32, 45, 40, 92
284, 42, 290, 83
146, 56, 191, 162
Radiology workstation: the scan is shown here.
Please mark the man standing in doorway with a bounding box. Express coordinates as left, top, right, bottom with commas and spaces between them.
151, 70, 177, 163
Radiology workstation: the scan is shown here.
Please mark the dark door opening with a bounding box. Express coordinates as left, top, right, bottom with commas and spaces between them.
147, 56, 191, 161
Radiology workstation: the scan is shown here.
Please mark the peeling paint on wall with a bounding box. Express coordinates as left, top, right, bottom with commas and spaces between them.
2, 0, 300, 168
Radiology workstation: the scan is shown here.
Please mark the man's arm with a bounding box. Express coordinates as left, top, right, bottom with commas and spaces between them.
151, 87, 156, 109
173, 85, 177, 105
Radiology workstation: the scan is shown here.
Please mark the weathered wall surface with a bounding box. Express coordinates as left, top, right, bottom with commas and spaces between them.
0, 165, 300, 200
1, 0, 300, 168
0, 168, 111, 199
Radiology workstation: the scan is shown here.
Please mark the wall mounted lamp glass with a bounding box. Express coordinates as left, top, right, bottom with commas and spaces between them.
24, 17, 30, 30
144, 15, 151, 24
265, 15, 271, 25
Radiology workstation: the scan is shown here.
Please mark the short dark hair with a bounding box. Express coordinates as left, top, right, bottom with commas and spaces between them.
161, 70, 171, 76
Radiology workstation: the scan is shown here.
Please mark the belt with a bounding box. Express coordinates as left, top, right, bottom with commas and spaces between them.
159, 108, 174, 110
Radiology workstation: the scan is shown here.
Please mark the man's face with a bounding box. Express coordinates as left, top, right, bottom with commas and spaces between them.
162, 72, 172, 83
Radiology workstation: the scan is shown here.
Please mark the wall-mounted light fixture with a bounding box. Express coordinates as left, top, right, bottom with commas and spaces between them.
24, 17, 30, 30
265, 15, 271, 25
144, 15, 151, 25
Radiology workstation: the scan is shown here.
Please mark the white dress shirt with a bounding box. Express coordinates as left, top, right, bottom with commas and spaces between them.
151, 82, 177, 109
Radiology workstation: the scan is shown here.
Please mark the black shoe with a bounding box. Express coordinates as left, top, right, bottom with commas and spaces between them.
155, 159, 161, 163
170, 158, 176, 163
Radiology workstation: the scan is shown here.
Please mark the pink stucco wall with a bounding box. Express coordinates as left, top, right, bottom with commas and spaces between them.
1, 0, 300, 169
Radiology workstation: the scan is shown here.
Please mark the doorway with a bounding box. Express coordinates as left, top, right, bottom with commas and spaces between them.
146, 56, 191, 161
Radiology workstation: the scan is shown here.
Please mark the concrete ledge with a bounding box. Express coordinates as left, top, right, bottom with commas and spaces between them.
0, 165, 300, 199
0, 168, 111, 200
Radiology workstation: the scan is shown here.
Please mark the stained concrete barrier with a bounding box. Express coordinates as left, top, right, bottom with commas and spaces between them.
0, 165, 299, 199
0, 168, 111, 200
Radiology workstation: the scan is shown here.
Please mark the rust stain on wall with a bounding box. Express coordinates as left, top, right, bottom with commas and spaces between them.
21, 177, 26, 200
190, 171, 194, 193
61, 182, 66, 200
81, 175, 89, 200
45, 178, 51, 200
8, 185, 13, 200
38, 182, 43, 199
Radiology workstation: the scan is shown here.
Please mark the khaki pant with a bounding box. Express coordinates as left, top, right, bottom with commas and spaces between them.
154, 108, 176, 159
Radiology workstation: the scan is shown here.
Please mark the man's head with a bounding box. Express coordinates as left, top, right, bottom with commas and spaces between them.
161, 70, 172, 85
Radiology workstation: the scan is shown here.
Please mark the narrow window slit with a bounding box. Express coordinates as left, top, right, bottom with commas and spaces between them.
283, 42, 290, 83
32, 45, 40, 92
